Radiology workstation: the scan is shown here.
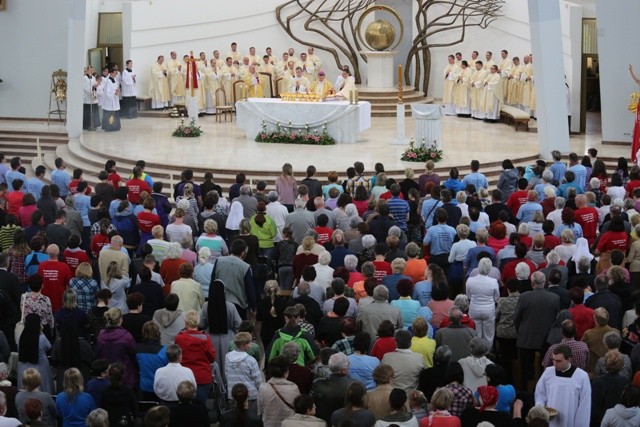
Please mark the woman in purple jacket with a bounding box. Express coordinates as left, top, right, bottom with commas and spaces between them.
96, 308, 138, 387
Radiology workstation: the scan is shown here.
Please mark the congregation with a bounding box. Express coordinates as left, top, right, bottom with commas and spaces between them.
2, 148, 640, 427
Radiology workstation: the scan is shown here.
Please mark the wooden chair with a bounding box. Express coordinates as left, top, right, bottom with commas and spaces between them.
259, 72, 273, 98
232, 80, 245, 108
275, 77, 284, 98
214, 88, 234, 122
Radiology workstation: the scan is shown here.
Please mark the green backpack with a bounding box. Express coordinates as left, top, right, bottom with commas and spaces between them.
269, 329, 314, 366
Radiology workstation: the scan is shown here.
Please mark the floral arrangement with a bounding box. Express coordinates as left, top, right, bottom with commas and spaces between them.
172, 118, 203, 137
255, 121, 335, 145
401, 139, 443, 162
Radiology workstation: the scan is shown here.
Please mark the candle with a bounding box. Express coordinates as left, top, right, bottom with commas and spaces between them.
36, 138, 42, 163
169, 174, 175, 196
398, 65, 403, 103
354, 88, 359, 103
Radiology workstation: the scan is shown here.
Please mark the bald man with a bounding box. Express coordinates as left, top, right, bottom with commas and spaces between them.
37, 244, 73, 312
98, 236, 130, 283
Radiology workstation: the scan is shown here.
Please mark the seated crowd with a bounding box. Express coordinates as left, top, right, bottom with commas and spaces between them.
2, 150, 640, 427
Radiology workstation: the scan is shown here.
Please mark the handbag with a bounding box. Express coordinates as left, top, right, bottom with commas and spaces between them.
14, 296, 26, 344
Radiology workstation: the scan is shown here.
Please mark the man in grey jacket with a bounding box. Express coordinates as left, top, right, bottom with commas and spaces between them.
356, 285, 402, 339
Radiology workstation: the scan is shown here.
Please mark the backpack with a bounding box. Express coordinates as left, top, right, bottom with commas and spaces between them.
268, 329, 315, 366
25, 253, 42, 276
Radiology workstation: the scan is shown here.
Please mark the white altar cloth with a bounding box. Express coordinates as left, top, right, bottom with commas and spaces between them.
236, 98, 372, 144
411, 104, 443, 147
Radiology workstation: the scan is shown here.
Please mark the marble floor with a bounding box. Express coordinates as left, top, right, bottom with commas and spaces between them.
4, 109, 631, 173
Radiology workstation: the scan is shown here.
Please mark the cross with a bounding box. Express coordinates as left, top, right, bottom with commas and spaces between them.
186, 51, 198, 97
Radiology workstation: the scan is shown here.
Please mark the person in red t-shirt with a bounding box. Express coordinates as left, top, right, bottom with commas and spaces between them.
125, 166, 151, 205
68, 168, 93, 195
568, 287, 594, 340
137, 197, 161, 248
370, 320, 397, 360
5, 178, 24, 217
105, 159, 122, 190
506, 178, 529, 217
542, 220, 561, 250
372, 243, 392, 284
313, 214, 333, 246
63, 235, 90, 275
595, 217, 629, 254
37, 244, 72, 312
574, 194, 599, 246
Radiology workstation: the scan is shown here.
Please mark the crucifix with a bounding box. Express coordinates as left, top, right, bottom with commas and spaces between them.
185, 51, 199, 124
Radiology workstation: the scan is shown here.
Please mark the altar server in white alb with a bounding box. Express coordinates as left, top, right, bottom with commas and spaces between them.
534, 344, 591, 427
102, 68, 121, 132
120, 60, 137, 119
82, 66, 100, 130
337, 67, 356, 99
442, 55, 460, 116
482, 65, 503, 122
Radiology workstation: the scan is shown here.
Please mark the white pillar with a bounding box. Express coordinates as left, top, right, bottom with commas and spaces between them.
528, 0, 569, 157
66, 0, 86, 138
391, 104, 408, 145
361, 51, 396, 89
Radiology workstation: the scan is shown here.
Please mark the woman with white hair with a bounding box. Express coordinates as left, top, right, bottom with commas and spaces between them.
343, 254, 363, 287
448, 224, 476, 295
159, 242, 188, 294
554, 228, 577, 263
312, 251, 334, 292
458, 337, 494, 393
466, 258, 500, 346
356, 234, 377, 267
193, 247, 214, 297
195, 219, 228, 262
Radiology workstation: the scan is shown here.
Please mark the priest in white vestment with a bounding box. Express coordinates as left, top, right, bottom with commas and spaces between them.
442, 55, 460, 116
276, 53, 290, 78
204, 59, 221, 114
307, 47, 322, 76
519, 55, 534, 114
484, 51, 495, 71
220, 57, 239, 104
534, 344, 591, 427
287, 67, 311, 93
482, 65, 503, 121
149, 55, 170, 109
337, 68, 356, 99
454, 52, 463, 67
120, 60, 137, 119
454, 61, 472, 116
507, 57, 523, 106
238, 57, 251, 81
247, 47, 261, 66
265, 47, 277, 65
297, 53, 316, 81
470, 61, 488, 120
244, 65, 265, 98
167, 51, 185, 106
498, 50, 512, 102
467, 51, 479, 69
226, 42, 243, 63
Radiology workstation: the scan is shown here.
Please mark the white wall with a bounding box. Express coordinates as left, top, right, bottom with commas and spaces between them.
596, 0, 640, 143
0, 0, 69, 118
126, 0, 371, 97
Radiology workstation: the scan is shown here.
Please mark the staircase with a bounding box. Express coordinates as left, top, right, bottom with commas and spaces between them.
0, 128, 69, 168
358, 85, 434, 117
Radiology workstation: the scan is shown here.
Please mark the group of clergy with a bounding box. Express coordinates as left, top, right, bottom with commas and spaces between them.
83, 61, 138, 132
442, 50, 536, 122
148, 43, 357, 114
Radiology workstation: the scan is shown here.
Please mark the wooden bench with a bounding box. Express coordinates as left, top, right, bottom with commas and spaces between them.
136, 96, 151, 111
500, 105, 530, 131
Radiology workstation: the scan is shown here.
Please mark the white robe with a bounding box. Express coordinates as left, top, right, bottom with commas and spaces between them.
534, 366, 591, 427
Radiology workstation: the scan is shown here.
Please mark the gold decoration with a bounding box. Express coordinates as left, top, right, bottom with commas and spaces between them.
629, 92, 640, 113
53, 79, 67, 102
108, 115, 115, 125
280, 92, 323, 102
365, 20, 396, 51
356, 5, 404, 52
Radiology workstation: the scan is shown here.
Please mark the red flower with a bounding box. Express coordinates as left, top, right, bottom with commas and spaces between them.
430, 152, 436, 158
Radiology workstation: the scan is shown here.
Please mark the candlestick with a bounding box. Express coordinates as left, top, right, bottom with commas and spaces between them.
398, 65, 403, 104
354, 88, 359, 104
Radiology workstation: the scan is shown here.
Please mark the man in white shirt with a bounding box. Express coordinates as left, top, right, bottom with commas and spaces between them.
153, 345, 197, 403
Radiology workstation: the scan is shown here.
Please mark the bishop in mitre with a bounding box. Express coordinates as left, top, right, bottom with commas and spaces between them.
442, 55, 460, 115
149, 55, 170, 109
167, 51, 184, 106
482, 65, 503, 122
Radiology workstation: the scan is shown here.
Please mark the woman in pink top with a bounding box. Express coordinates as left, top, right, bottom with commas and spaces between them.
427, 282, 454, 329
18, 194, 38, 227
275, 163, 297, 210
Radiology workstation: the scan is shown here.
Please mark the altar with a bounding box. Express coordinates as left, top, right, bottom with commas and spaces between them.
235, 98, 372, 144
